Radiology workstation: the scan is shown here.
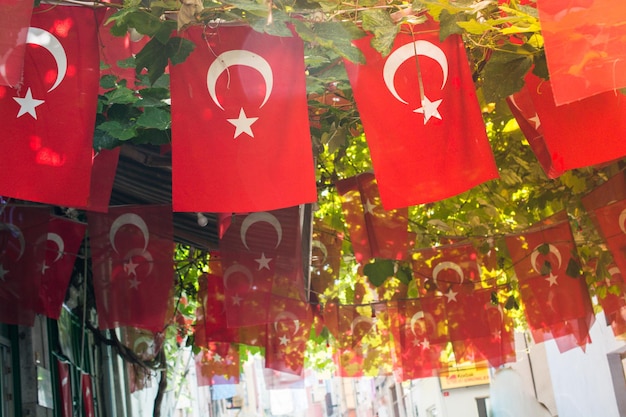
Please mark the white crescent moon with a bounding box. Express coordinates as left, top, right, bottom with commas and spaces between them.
240, 212, 282, 251
609, 266, 621, 278
132, 334, 155, 357
618, 208, 626, 235
207, 50, 273, 110
383, 40, 448, 104
0, 223, 25, 261
508, 94, 521, 112
109, 213, 149, 254
409, 311, 424, 337
125, 248, 154, 276
273, 311, 300, 335
47, 232, 65, 263
350, 316, 374, 335
311, 239, 328, 264
432, 261, 464, 287
26, 27, 67, 93
222, 264, 254, 290
530, 244, 562, 274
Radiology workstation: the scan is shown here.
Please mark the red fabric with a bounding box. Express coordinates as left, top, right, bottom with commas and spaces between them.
593, 199, 626, 277
0, 205, 48, 326
170, 25, 316, 213
82, 148, 120, 213
537, 0, 626, 104
88, 205, 175, 332
506, 91, 563, 178
520, 72, 626, 174
0, 5, 100, 207
0, 0, 33, 86
36, 216, 86, 319
581, 172, 626, 234
81, 373, 95, 417
57, 359, 72, 417
195, 342, 240, 386
220, 207, 306, 328
310, 219, 342, 301
505, 218, 595, 352
336, 173, 409, 263
122, 327, 162, 392
265, 297, 312, 375
592, 262, 626, 337
343, 20, 498, 209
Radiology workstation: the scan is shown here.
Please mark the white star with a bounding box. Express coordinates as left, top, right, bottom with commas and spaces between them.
529, 113, 541, 129
545, 273, 558, 286
363, 199, 376, 215
255, 253, 272, 270
13, 88, 45, 119
414, 95, 443, 124
124, 258, 139, 276
129, 277, 141, 289
420, 338, 430, 350
279, 335, 290, 346
412, 338, 421, 347
213, 353, 223, 363
445, 289, 458, 303
227, 108, 258, 138
231, 294, 242, 306
0, 264, 8, 281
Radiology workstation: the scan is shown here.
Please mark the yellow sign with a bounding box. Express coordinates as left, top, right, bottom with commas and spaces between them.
439, 366, 490, 389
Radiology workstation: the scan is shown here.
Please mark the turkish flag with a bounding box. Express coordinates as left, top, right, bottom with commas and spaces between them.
343, 19, 498, 209
593, 198, 626, 277
518, 72, 626, 174
170, 25, 317, 213
81, 148, 120, 213
537, 0, 626, 104
265, 297, 312, 375
581, 172, 626, 234
310, 219, 342, 302
195, 343, 240, 386
81, 373, 95, 417
57, 359, 72, 417
505, 217, 595, 352
88, 205, 175, 332
336, 173, 409, 263
122, 327, 163, 392
0, 0, 33, 86
0, 5, 100, 207
0, 205, 48, 326
220, 206, 306, 328
590, 261, 626, 337
36, 216, 86, 319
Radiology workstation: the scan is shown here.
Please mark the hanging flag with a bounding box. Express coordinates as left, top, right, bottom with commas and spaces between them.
593, 198, 626, 277
336, 173, 409, 263
122, 327, 163, 392
506, 90, 563, 178
537, 0, 626, 104
518, 72, 626, 174
57, 359, 72, 417
343, 19, 498, 209
0, 0, 33, 86
81, 373, 95, 417
591, 262, 626, 338
170, 25, 317, 213
89, 205, 175, 332
310, 219, 342, 301
0, 5, 100, 207
0, 205, 48, 326
220, 206, 306, 328
195, 343, 240, 386
265, 297, 312, 375
505, 217, 595, 352
36, 216, 86, 320
81, 148, 120, 213
581, 172, 626, 233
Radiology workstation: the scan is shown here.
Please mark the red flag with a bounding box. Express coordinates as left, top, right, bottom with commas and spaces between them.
506, 91, 563, 178
343, 20, 498, 209
36, 216, 85, 319
195, 343, 240, 386
505, 218, 595, 352
82, 148, 120, 213
88, 205, 175, 332
170, 25, 317, 212
518, 72, 626, 174
265, 297, 312, 375
593, 199, 626, 277
0, 5, 101, 207
81, 373, 95, 417
0, 0, 33, 86
336, 173, 409, 263
0, 205, 48, 326
57, 359, 72, 417
592, 262, 626, 338
537, 0, 626, 104
220, 207, 306, 328
581, 172, 626, 234
122, 327, 163, 392
310, 219, 343, 301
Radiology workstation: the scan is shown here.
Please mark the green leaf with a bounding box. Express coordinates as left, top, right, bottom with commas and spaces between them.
250, 11, 293, 37
438, 9, 467, 41
136, 107, 171, 130
540, 260, 551, 276
504, 295, 519, 310
566, 258, 582, 278
396, 264, 413, 285
100, 75, 119, 90
537, 243, 550, 255
482, 46, 533, 102
167, 37, 196, 65
293, 20, 365, 64
136, 36, 194, 85
363, 259, 394, 287
97, 120, 138, 141
136, 87, 170, 107
362, 9, 399, 57
104, 86, 138, 105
